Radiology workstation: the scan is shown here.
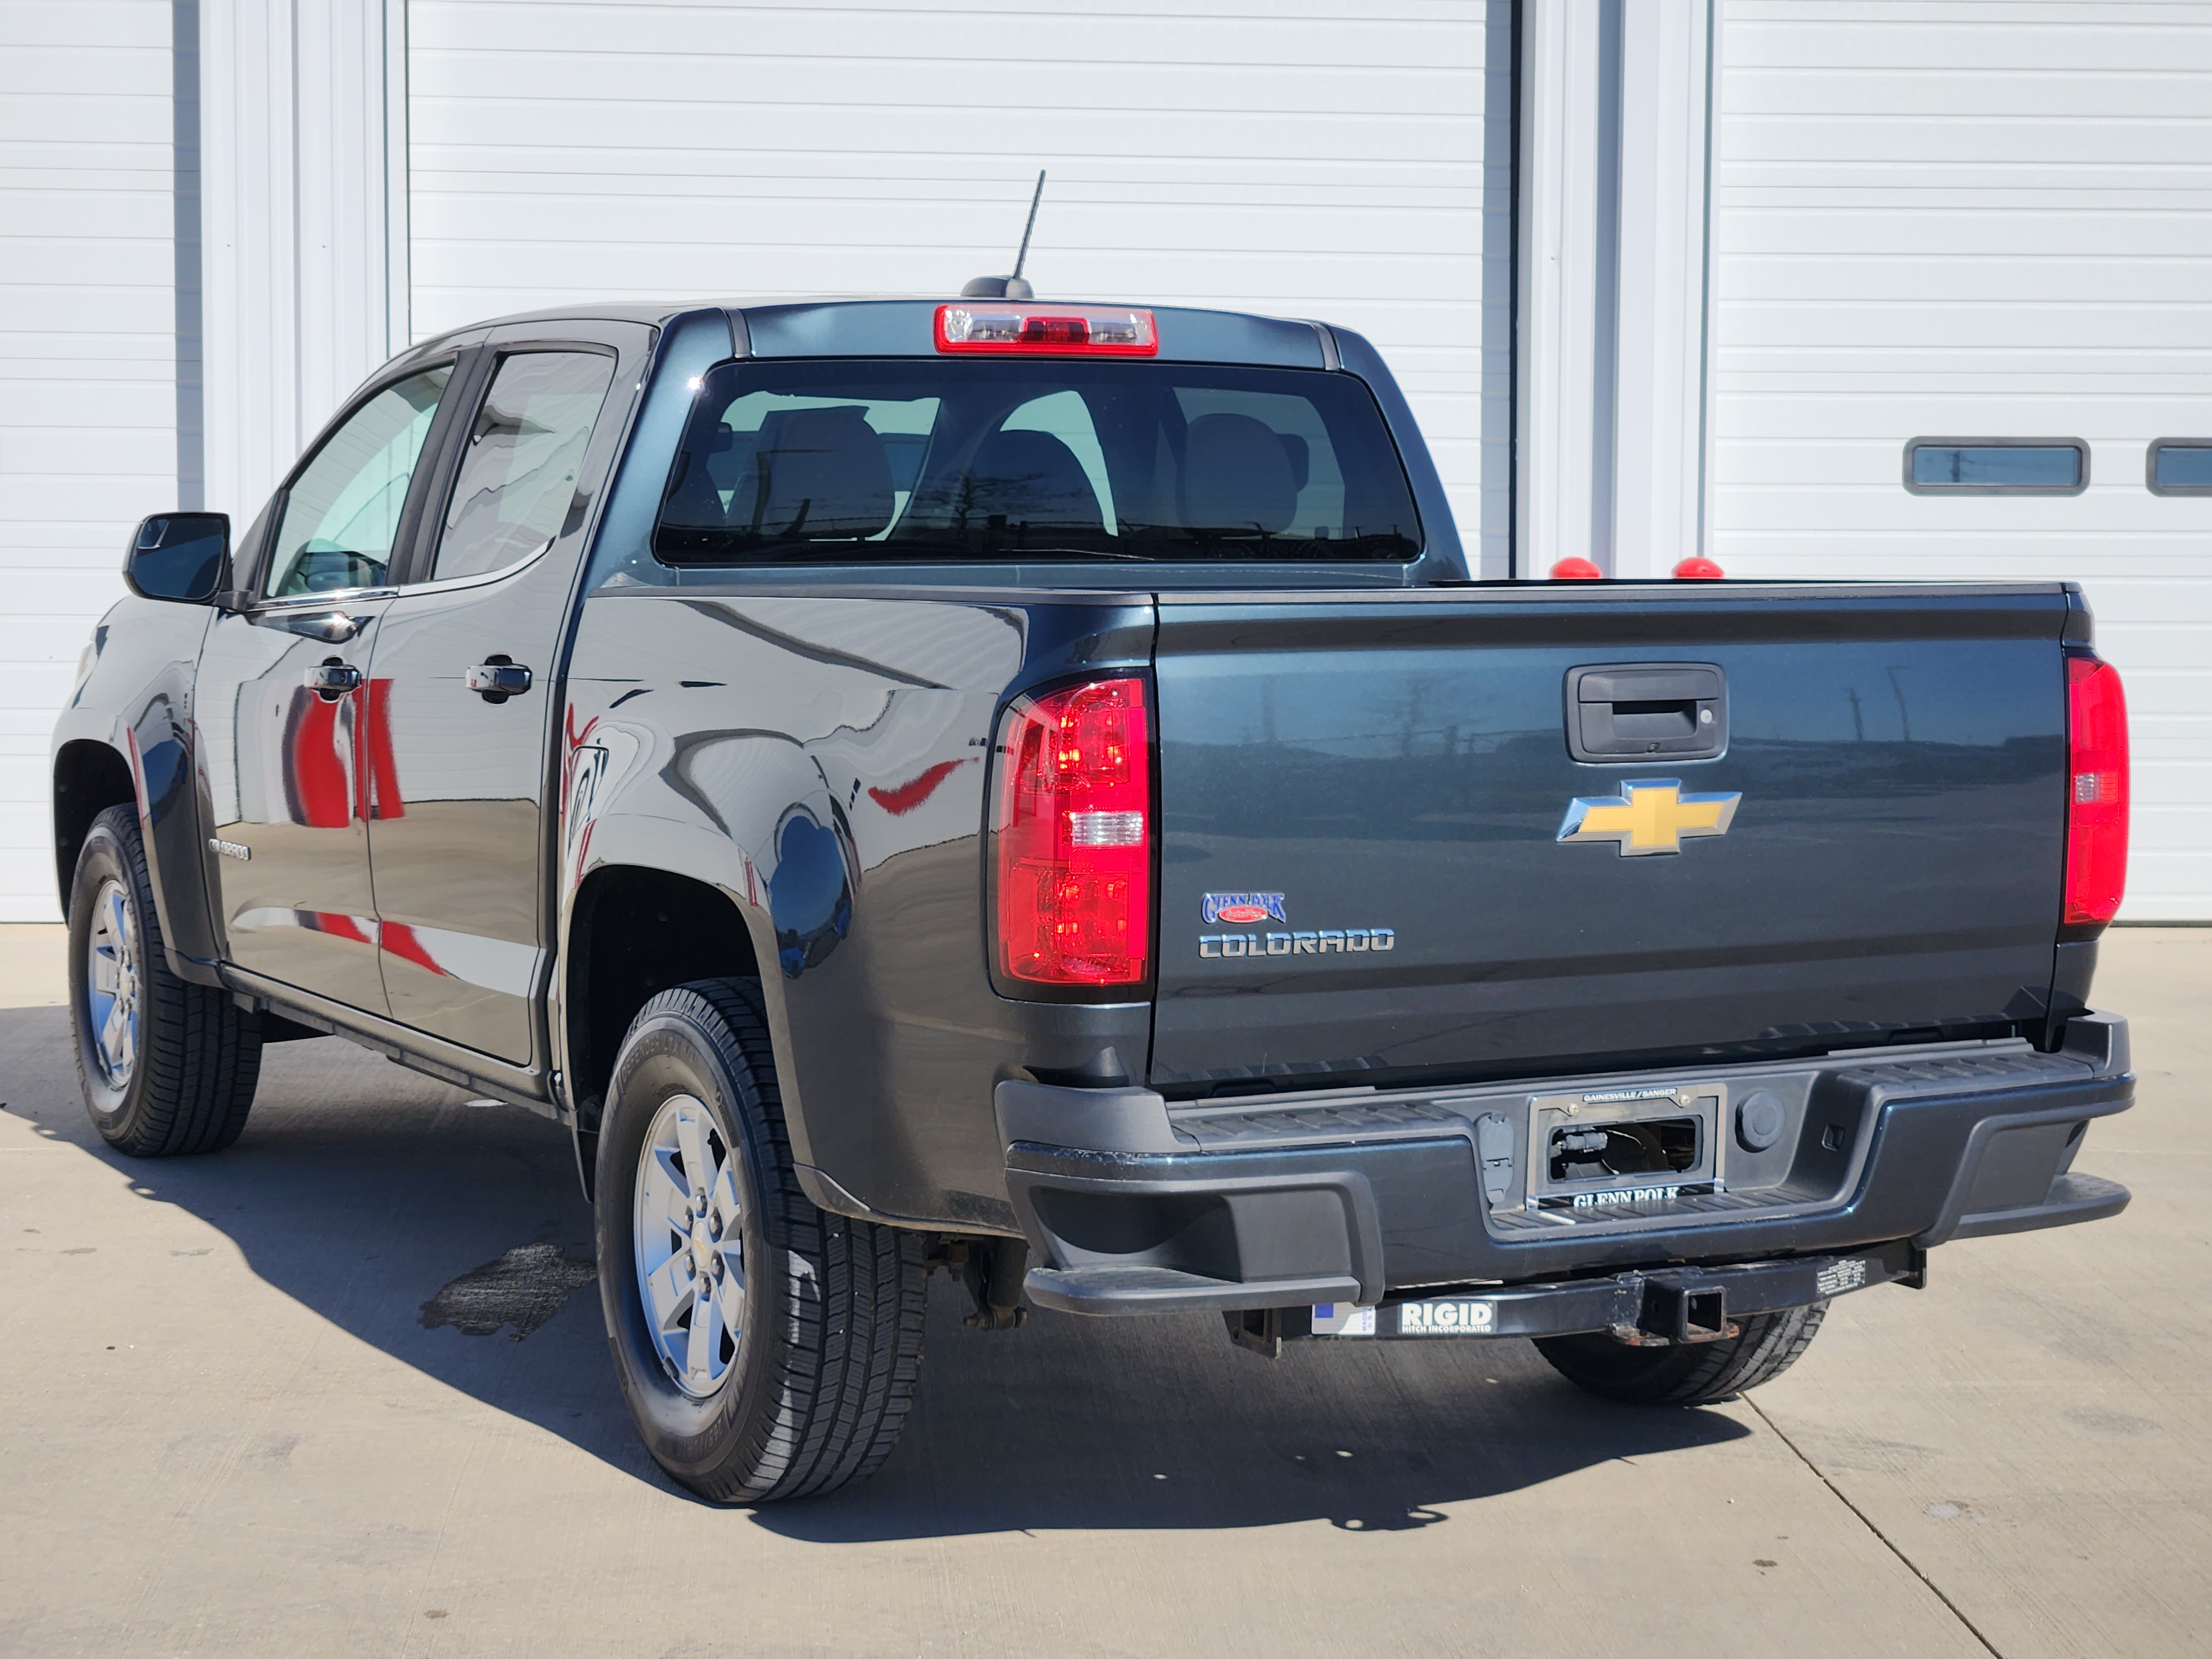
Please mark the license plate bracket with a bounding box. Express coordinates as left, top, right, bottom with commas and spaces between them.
1525, 1087, 1724, 1212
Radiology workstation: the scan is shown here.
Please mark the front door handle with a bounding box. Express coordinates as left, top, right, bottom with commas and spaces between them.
306, 660, 363, 698
464, 658, 534, 703
277, 611, 372, 643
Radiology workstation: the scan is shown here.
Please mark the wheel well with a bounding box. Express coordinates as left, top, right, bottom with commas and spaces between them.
567, 865, 763, 1126
53, 740, 135, 908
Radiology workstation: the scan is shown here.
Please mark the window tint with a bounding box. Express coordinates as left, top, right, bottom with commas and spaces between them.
2149, 440, 2212, 495
266, 367, 451, 597
1905, 440, 2085, 494
651, 358, 1421, 566
433, 350, 617, 581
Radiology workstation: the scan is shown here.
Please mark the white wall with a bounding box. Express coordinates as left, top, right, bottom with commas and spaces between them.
1713, 0, 2212, 921
0, 1, 183, 920
406, 0, 1514, 571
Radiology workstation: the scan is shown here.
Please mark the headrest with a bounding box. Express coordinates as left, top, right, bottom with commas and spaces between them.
969, 430, 1106, 535
753, 406, 894, 540
1180, 413, 1298, 535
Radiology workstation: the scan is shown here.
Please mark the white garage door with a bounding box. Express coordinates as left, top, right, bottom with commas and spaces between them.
0, 0, 182, 921
1714, 1, 2212, 921
405, 0, 1512, 572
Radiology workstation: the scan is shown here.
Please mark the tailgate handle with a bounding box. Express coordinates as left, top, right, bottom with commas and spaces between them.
1566, 662, 1727, 763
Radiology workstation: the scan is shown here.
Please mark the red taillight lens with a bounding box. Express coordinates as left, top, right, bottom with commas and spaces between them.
935, 304, 1159, 357
994, 677, 1152, 988
2064, 654, 2129, 929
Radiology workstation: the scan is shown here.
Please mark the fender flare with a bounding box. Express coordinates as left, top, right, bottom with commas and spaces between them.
553, 812, 821, 1172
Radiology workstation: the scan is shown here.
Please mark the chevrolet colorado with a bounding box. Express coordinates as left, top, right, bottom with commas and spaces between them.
54, 294, 2133, 1502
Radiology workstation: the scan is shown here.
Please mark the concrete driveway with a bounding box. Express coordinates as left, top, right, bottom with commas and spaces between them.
1, 925, 2204, 1657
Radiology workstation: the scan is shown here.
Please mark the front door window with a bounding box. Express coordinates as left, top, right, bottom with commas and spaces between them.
266, 367, 452, 597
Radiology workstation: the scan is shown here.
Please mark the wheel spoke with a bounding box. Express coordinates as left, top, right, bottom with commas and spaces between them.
708, 1161, 742, 1227
101, 998, 131, 1067
713, 1256, 744, 1336
90, 950, 119, 997
687, 1275, 720, 1378
644, 1256, 691, 1335
675, 1107, 714, 1199
643, 1149, 692, 1239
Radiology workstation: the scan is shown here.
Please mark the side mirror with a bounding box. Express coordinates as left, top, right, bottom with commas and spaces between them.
124, 513, 231, 604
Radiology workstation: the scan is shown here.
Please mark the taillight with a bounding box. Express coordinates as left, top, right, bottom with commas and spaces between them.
993, 677, 1152, 988
2064, 654, 2129, 931
936, 303, 1159, 357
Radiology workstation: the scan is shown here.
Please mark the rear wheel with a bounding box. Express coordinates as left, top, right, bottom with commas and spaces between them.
1533, 1303, 1827, 1405
69, 805, 262, 1155
594, 978, 927, 1503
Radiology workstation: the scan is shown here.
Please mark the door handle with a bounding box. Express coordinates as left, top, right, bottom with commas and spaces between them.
464, 658, 534, 703
1565, 662, 1728, 761
306, 659, 363, 698
276, 611, 372, 643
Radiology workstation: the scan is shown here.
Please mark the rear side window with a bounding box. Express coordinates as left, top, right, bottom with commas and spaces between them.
431, 349, 616, 581
651, 359, 1421, 565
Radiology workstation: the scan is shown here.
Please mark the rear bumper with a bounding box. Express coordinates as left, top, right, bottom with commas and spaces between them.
1000, 1018, 2133, 1321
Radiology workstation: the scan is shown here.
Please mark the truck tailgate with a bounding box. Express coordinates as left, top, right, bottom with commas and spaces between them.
1149, 585, 2069, 1089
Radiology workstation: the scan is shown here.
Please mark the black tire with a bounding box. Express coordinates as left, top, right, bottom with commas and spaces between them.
594, 979, 927, 1504
1533, 1302, 1827, 1405
68, 805, 262, 1156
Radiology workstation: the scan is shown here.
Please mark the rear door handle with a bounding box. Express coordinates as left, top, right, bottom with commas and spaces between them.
305, 660, 363, 698
464, 659, 534, 703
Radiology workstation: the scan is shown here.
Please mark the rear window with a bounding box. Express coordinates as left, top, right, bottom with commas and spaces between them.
650, 358, 1421, 566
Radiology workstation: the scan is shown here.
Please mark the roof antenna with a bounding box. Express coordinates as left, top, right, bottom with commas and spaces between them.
961, 170, 1046, 300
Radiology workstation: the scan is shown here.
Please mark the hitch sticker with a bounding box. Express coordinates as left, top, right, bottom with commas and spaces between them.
1815, 1259, 1868, 1296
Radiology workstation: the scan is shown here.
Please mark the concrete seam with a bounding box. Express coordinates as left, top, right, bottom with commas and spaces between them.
1745, 1396, 2004, 1658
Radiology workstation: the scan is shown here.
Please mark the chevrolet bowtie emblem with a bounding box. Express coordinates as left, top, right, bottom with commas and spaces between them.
1557, 779, 1741, 857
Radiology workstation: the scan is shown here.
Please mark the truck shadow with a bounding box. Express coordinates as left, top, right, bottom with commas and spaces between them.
2, 1008, 1748, 1538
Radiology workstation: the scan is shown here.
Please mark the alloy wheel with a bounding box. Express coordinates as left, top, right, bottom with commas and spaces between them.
85, 877, 141, 1090
632, 1092, 747, 1397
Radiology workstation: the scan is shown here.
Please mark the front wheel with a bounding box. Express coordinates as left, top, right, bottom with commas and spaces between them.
69, 805, 262, 1155
594, 979, 927, 1503
1533, 1302, 1828, 1405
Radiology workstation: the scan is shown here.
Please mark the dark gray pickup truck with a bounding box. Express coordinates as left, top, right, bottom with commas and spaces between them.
54, 294, 2136, 1503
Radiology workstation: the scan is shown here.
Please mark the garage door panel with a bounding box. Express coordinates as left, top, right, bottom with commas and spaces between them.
413, 56, 1483, 117
1722, 307, 2212, 354
403, 195, 1492, 264
1721, 259, 2212, 306
1726, 12, 2212, 75
419, 0, 1477, 61
411, 96, 1474, 164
